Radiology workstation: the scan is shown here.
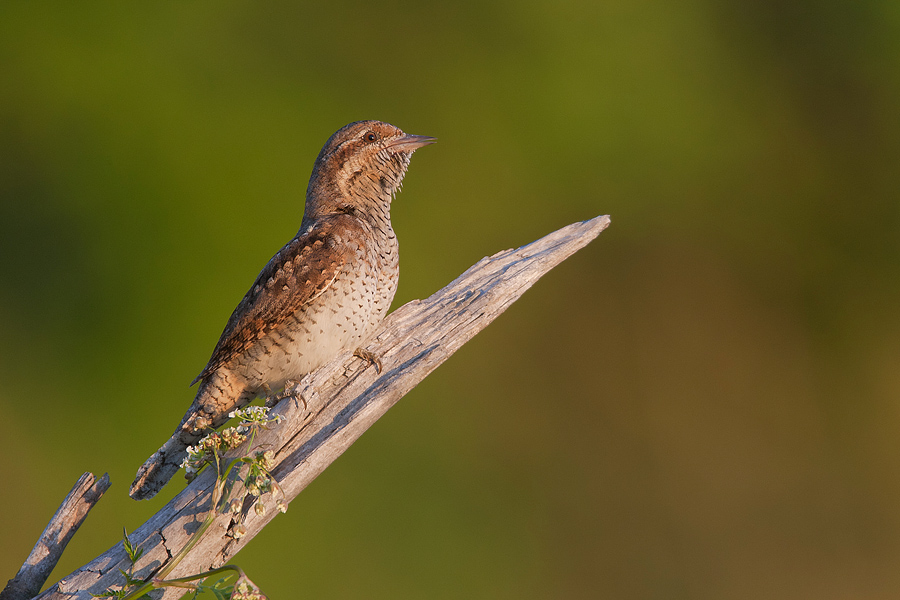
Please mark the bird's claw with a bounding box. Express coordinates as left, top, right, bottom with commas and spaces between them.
264, 380, 301, 407
354, 347, 382, 374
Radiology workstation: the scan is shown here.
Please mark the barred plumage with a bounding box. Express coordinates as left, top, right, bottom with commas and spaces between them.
130, 121, 435, 500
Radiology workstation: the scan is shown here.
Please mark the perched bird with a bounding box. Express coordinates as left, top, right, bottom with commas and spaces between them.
130, 120, 435, 500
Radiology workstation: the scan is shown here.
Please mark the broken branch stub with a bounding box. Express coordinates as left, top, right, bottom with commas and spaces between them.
1, 473, 110, 600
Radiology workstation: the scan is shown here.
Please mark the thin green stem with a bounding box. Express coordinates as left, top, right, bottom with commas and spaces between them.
116, 416, 274, 600
121, 472, 227, 599
160, 565, 244, 586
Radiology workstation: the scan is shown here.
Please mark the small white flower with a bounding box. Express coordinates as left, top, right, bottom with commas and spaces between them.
231, 524, 247, 539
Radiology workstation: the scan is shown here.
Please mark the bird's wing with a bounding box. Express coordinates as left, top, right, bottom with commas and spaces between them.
191, 216, 362, 385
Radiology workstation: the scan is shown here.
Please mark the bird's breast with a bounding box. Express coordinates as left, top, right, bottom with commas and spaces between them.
233, 244, 398, 393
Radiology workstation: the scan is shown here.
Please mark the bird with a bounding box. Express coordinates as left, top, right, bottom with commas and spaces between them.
129, 120, 435, 500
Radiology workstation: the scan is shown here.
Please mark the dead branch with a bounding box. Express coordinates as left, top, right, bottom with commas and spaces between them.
1, 473, 110, 600
29, 215, 610, 600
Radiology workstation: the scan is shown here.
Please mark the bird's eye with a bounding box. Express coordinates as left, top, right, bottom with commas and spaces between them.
365, 132, 377, 142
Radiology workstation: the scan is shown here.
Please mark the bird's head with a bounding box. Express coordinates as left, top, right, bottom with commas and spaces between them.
304, 120, 435, 222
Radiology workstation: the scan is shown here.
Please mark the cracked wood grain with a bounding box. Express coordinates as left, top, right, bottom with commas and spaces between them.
32, 215, 610, 600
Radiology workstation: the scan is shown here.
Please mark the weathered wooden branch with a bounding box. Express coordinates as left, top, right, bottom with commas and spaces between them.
28, 215, 609, 600
1, 473, 111, 600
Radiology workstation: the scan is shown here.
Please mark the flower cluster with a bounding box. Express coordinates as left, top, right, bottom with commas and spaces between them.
229, 405, 285, 427
227, 448, 288, 535
176, 405, 290, 547
179, 405, 285, 482
181, 429, 247, 480
232, 576, 267, 600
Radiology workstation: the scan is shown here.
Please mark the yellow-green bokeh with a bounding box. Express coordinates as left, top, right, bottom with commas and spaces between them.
2, 2, 899, 598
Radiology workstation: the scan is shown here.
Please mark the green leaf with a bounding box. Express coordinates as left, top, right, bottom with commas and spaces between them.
209, 590, 227, 600
90, 591, 125, 599
122, 528, 136, 562
121, 528, 144, 565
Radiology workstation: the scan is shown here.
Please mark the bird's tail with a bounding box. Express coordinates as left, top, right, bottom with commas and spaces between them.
129, 430, 195, 501
129, 372, 255, 500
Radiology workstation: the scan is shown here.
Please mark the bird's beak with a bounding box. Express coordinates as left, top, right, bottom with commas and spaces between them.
388, 134, 437, 151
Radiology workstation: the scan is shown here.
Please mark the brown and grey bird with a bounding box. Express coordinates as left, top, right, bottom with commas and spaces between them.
130, 120, 435, 500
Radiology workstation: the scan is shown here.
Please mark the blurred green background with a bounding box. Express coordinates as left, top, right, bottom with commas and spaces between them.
2, 1, 899, 598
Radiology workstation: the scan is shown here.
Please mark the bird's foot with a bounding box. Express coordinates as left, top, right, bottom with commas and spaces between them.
266, 380, 303, 407
261, 383, 277, 406
354, 347, 383, 374
265, 379, 309, 410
